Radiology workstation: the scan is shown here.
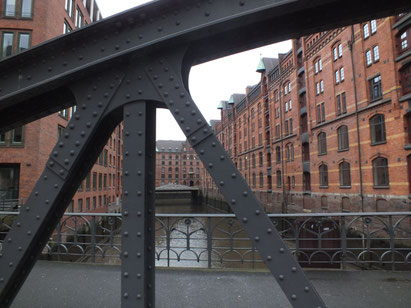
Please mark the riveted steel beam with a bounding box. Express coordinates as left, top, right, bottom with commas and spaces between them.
122, 102, 156, 307
144, 51, 327, 307
0, 0, 409, 132
0, 70, 127, 306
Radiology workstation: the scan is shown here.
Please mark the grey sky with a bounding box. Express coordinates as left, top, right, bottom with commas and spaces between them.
96, 0, 291, 140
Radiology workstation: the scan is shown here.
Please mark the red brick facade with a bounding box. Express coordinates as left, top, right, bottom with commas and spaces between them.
0, 0, 122, 214
206, 15, 411, 213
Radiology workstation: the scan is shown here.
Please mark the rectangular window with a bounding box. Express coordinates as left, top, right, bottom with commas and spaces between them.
373, 46, 379, 62
64, 21, 72, 34
18, 33, 30, 52
5, 0, 16, 17
11, 126, 23, 144
340, 67, 344, 82
366, 50, 372, 66
342, 92, 347, 114
335, 70, 340, 84
86, 172, 91, 191
2, 32, 14, 57
369, 75, 382, 101
21, 0, 33, 18
364, 24, 369, 39
92, 172, 97, 191
0, 132, 6, 144
370, 20, 377, 34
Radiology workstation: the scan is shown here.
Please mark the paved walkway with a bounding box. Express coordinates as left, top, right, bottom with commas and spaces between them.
12, 261, 411, 307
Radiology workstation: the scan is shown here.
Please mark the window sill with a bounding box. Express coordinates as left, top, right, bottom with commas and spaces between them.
371, 141, 387, 146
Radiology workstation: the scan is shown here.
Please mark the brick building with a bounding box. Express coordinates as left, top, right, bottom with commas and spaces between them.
155, 140, 202, 188
206, 14, 411, 213
0, 0, 123, 213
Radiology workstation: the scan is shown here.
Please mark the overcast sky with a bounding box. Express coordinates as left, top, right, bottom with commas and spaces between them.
96, 1, 291, 140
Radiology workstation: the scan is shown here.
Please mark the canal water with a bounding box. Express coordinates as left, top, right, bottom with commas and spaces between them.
154, 201, 264, 269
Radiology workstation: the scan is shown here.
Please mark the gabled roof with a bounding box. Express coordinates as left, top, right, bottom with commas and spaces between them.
156, 140, 185, 152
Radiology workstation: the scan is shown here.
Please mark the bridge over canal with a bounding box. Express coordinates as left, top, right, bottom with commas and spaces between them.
1, 1, 411, 307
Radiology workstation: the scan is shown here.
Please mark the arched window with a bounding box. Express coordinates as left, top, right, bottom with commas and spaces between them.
252, 173, 256, 187
370, 114, 386, 144
276, 170, 282, 187
339, 161, 351, 187
319, 164, 328, 187
373, 157, 389, 187
259, 152, 263, 167
252, 153, 256, 168
259, 172, 264, 188
276, 146, 281, 163
318, 132, 327, 155
337, 125, 349, 150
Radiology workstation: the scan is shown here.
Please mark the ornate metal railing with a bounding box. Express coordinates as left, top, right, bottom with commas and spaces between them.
1, 211, 410, 270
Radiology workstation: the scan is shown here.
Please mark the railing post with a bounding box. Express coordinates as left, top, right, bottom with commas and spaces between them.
340, 216, 347, 270
207, 217, 212, 269
91, 216, 96, 263
388, 215, 395, 271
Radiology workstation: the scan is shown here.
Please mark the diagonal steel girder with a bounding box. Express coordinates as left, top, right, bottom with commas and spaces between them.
0, 47, 326, 307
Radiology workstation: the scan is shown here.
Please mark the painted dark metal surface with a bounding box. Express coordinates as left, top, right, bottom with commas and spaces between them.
0, 0, 410, 307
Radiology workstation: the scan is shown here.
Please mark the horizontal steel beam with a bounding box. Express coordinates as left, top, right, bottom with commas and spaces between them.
0, 0, 410, 131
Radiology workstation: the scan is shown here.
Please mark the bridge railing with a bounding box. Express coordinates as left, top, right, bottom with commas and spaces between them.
1, 211, 410, 270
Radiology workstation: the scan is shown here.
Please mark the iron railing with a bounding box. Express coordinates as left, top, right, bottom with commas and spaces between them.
1, 211, 410, 270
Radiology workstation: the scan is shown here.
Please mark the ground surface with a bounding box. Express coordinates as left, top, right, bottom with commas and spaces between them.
11, 261, 411, 307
